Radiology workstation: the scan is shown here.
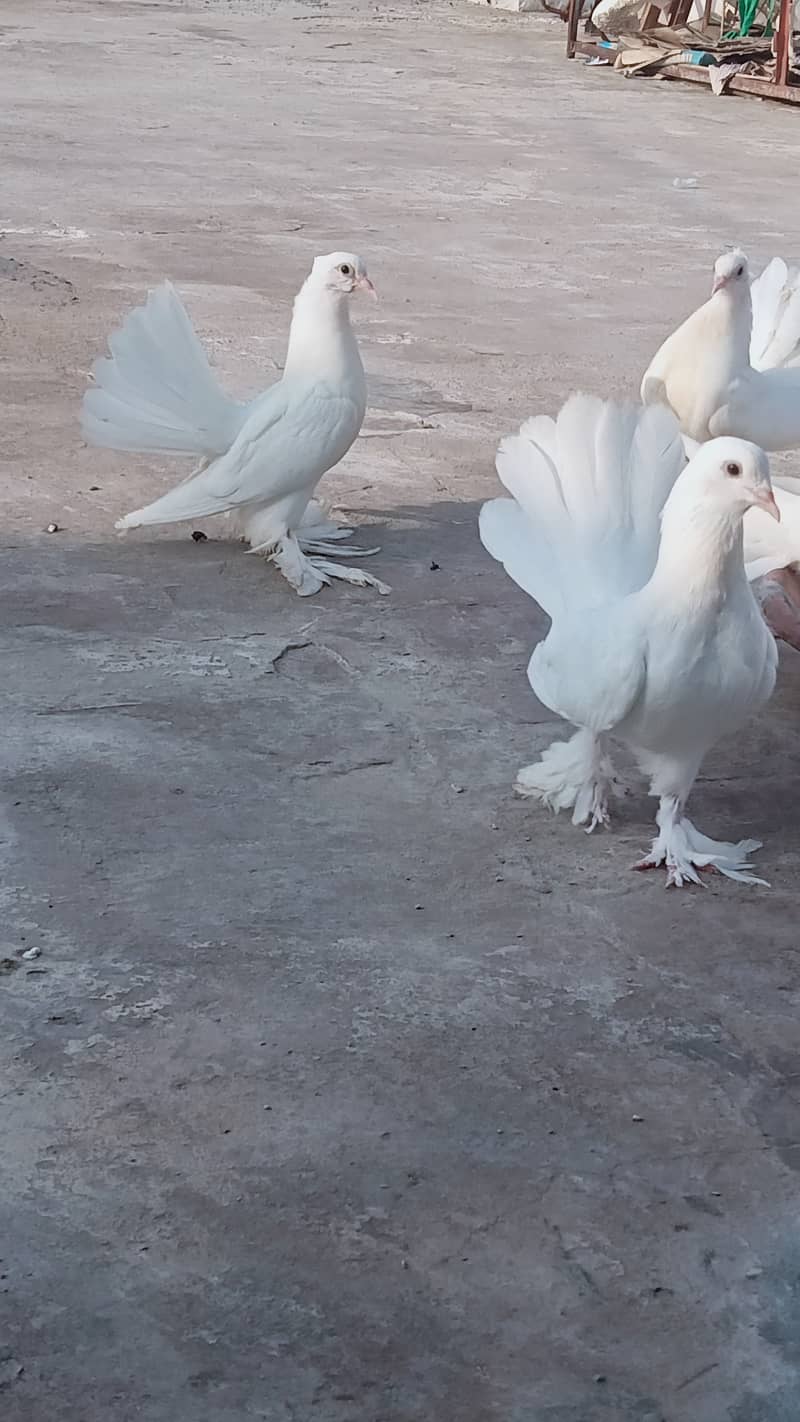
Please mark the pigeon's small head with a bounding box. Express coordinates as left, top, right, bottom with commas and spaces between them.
712, 249, 749, 295
310, 251, 376, 299
691, 437, 779, 523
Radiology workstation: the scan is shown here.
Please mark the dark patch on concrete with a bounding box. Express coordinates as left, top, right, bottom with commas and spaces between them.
730, 1387, 800, 1422
758, 1250, 800, 1368
0, 256, 77, 304
750, 1081, 800, 1173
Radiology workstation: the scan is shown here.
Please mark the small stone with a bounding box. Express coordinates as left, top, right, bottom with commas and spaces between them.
450, 784, 465, 794
46, 522, 59, 534
415, 904, 424, 911
429, 560, 440, 571
632, 1114, 644, 1122
401, 1258, 409, 1270
745, 1267, 762, 1279
22, 947, 41, 961
191, 530, 208, 542
594, 1374, 607, 1384
89, 485, 101, 492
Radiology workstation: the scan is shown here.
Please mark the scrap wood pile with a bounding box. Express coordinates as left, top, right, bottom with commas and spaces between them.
563, 0, 800, 96
610, 23, 790, 88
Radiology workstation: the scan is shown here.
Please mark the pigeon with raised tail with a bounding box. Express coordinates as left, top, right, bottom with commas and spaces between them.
480, 395, 778, 888
82, 252, 390, 598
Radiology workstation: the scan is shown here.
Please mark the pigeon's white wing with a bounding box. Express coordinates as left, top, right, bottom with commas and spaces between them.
750, 257, 800, 371
82, 282, 252, 457
117, 384, 361, 528
744, 478, 800, 578
709, 366, 800, 451
528, 610, 646, 733
481, 395, 684, 618
640, 300, 711, 414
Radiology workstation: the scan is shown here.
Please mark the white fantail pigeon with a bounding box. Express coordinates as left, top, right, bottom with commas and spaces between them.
479, 395, 779, 888
82, 252, 390, 598
642, 249, 800, 647
641, 250, 800, 447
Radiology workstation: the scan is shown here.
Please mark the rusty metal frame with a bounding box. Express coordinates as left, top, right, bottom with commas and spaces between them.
566, 0, 800, 102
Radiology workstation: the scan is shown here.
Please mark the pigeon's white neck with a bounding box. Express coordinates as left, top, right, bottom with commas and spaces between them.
708, 281, 753, 367
650, 491, 748, 607
283, 278, 363, 383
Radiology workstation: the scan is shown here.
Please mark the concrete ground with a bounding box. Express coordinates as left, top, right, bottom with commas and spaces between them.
2, 2, 800, 1418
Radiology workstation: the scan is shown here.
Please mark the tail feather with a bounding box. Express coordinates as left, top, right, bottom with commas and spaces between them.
478, 497, 544, 606
82, 282, 249, 457
482, 395, 684, 617
750, 257, 800, 371
115, 463, 233, 530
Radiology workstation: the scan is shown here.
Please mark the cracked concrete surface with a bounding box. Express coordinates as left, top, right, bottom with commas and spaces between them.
2, 2, 800, 1420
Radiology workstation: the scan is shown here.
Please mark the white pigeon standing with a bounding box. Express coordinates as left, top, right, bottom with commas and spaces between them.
479, 395, 779, 887
82, 252, 390, 597
641, 249, 800, 446
642, 248, 800, 647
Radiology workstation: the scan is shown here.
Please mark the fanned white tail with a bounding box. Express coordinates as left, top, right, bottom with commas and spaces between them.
82, 282, 249, 457
479, 394, 685, 619
750, 257, 800, 372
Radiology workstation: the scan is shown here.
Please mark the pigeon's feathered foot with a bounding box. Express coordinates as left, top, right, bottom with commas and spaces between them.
755, 567, 800, 650
265, 533, 331, 597
298, 538, 381, 558
257, 532, 391, 598
515, 730, 623, 833
297, 502, 389, 589
634, 795, 767, 888
305, 557, 391, 594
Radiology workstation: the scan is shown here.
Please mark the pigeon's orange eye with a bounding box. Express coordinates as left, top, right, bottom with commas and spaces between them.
726, 461, 741, 477
339, 263, 352, 277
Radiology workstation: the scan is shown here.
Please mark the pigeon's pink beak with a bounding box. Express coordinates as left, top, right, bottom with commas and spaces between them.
357, 274, 377, 300
712, 274, 728, 295
754, 488, 781, 522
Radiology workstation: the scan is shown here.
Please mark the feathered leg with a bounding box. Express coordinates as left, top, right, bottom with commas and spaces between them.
297, 497, 381, 558
253, 532, 391, 598
634, 755, 766, 887
267, 533, 331, 597
303, 557, 390, 594
245, 496, 391, 597
515, 729, 624, 832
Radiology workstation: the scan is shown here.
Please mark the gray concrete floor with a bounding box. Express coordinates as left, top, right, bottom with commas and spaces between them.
2, 2, 800, 1419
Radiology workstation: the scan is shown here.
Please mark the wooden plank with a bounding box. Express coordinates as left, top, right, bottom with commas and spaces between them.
566, 0, 581, 58
658, 59, 800, 102
573, 37, 611, 56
